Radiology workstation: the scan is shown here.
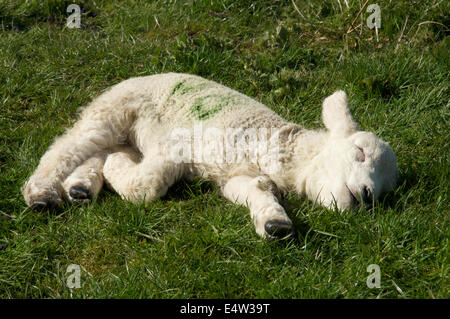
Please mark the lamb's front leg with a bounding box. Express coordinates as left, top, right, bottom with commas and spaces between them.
103, 146, 182, 203
222, 175, 294, 239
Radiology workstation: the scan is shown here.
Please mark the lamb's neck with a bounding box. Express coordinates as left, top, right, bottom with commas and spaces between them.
269, 128, 329, 193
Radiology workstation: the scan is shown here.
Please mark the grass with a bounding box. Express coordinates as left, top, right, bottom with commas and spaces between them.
0, 0, 448, 298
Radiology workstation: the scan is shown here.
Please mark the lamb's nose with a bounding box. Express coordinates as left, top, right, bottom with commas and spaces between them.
361, 187, 373, 205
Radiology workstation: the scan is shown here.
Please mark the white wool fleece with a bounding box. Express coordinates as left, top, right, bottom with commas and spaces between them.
23, 73, 398, 238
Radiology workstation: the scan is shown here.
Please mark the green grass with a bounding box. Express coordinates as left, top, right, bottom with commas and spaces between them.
0, 0, 448, 298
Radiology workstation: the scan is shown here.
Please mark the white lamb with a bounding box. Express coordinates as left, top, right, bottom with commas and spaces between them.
22, 73, 398, 238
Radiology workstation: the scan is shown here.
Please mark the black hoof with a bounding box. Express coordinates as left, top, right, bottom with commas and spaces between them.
69, 186, 91, 200
31, 197, 60, 211
264, 220, 294, 238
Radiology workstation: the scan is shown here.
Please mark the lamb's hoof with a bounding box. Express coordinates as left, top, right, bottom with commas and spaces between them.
264, 220, 295, 239
30, 197, 61, 211
69, 186, 91, 200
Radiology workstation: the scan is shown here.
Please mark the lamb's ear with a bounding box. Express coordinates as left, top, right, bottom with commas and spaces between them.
322, 90, 359, 137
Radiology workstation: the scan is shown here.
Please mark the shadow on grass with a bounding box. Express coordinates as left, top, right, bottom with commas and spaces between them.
92, 176, 217, 206
94, 178, 311, 246
69, 168, 421, 248
162, 179, 217, 202
375, 167, 420, 212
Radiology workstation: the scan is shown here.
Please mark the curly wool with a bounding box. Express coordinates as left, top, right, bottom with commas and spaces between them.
23, 73, 398, 238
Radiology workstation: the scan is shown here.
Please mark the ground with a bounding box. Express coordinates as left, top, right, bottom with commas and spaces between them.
0, 0, 448, 298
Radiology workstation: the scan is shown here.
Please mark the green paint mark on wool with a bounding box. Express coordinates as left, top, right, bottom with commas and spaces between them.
189, 94, 233, 120
171, 80, 214, 96
171, 79, 236, 120
171, 81, 186, 95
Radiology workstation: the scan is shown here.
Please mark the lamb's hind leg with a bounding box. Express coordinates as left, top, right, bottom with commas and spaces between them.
62, 151, 107, 204
23, 106, 133, 210
103, 147, 182, 203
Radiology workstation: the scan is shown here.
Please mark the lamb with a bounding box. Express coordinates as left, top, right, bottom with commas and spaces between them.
22, 73, 398, 238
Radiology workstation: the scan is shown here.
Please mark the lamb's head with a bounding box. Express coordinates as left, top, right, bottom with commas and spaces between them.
300, 91, 398, 210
